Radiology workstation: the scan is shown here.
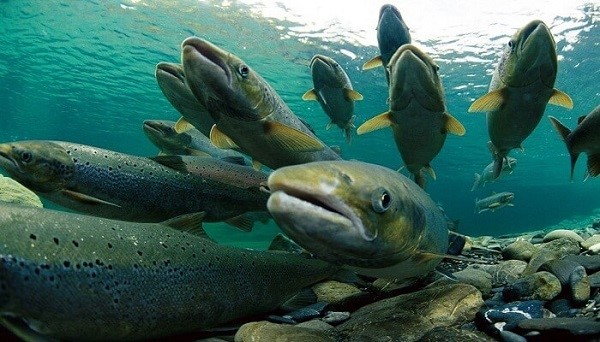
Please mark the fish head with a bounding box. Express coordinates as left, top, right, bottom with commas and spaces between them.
309, 55, 348, 88
388, 44, 445, 112
155, 62, 187, 98
267, 161, 427, 268
181, 37, 266, 121
499, 20, 557, 88
142, 120, 192, 151
500, 192, 515, 203
0, 141, 74, 193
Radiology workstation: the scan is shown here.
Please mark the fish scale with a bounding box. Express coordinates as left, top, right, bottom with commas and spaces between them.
0, 205, 338, 340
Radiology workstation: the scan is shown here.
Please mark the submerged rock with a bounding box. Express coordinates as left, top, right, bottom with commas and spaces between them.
502, 240, 538, 262
476, 260, 528, 287
312, 281, 362, 305
562, 254, 600, 273
523, 238, 581, 275
419, 326, 495, 341
338, 283, 483, 341
452, 267, 493, 296
543, 229, 584, 243
569, 266, 591, 305
516, 317, 600, 340
234, 321, 335, 342
0, 175, 43, 208
475, 300, 547, 335
503, 271, 562, 301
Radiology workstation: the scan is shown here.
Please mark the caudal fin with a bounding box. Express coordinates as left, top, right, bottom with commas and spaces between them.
471, 173, 481, 191
548, 116, 578, 180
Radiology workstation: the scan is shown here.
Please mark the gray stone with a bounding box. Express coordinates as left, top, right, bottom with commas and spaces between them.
569, 265, 590, 305
581, 234, 600, 250
418, 326, 496, 341
502, 240, 539, 262
539, 259, 582, 286
475, 260, 527, 287
296, 319, 336, 332
312, 281, 362, 305
562, 254, 600, 273
338, 283, 483, 342
452, 267, 493, 297
503, 271, 562, 301
523, 238, 581, 275
543, 229, 584, 243
517, 317, 600, 337
321, 311, 350, 324
234, 321, 335, 342
0, 175, 43, 208
589, 270, 600, 288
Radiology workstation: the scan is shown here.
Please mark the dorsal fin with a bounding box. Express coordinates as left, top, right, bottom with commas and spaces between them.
161, 212, 209, 239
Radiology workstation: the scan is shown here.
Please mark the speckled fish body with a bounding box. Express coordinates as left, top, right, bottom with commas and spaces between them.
266, 160, 448, 280
0, 140, 268, 223
0, 205, 338, 340
468, 20, 572, 178
155, 62, 215, 137
181, 37, 341, 170
303, 55, 362, 143
471, 157, 517, 191
143, 119, 248, 160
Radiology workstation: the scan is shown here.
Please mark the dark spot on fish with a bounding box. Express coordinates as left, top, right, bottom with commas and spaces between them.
82, 262, 88, 267
202, 248, 206, 253
18, 261, 24, 267
164, 259, 170, 266
85, 162, 90, 166
113, 298, 119, 304
63, 261, 70, 267
133, 264, 139, 269
72, 240, 79, 247
29, 234, 36, 240
105, 285, 110, 290
208, 262, 213, 268
152, 261, 157, 266
161, 243, 168, 249
118, 165, 122, 169
53, 237, 59, 245
41, 264, 50, 270
34, 268, 40, 275
73, 158, 78, 163
108, 167, 113, 171
76, 264, 81, 269
91, 272, 96, 278
181, 246, 186, 251
137, 251, 143, 256
107, 242, 113, 248
23, 276, 29, 282
49, 275, 54, 282
95, 259, 102, 266
104, 155, 108, 158
108, 264, 113, 270
192, 253, 196, 258
133, 164, 137, 167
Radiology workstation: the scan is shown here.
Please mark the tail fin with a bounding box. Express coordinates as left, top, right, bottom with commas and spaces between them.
548, 116, 577, 180
587, 153, 600, 178
414, 171, 426, 189
492, 155, 503, 180
471, 173, 481, 191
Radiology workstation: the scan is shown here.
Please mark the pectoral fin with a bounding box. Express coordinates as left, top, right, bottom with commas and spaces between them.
548, 89, 573, 109
210, 124, 240, 149
468, 88, 506, 112
161, 212, 209, 239
587, 152, 600, 177
174, 117, 195, 133
356, 112, 393, 135
61, 189, 121, 208
225, 215, 254, 232
362, 55, 383, 70
262, 121, 324, 152
251, 159, 263, 171
150, 155, 188, 172
187, 149, 211, 157
343, 88, 364, 101
302, 89, 318, 101
444, 112, 466, 136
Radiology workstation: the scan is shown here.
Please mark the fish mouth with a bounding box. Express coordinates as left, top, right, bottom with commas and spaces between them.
0, 144, 18, 171
155, 62, 185, 84
379, 4, 402, 22
267, 174, 375, 243
181, 37, 232, 89
309, 55, 331, 70
142, 120, 170, 139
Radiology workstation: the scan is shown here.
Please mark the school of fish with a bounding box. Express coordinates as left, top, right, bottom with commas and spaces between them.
0, 2, 593, 341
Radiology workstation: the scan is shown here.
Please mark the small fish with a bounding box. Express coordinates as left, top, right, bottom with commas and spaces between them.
0, 140, 268, 231
549, 105, 600, 180
468, 20, 573, 179
357, 44, 465, 188
475, 192, 515, 213
302, 55, 363, 143
471, 156, 517, 191
143, 119, 248, 161
266, 160, 449, 281
181, 37, 341, 170
0, 204, 338, 340
362, 4, 411, 83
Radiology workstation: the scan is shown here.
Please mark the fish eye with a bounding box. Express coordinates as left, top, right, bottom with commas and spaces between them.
21, 151, 33, 163
238, 65, 249, 78
508, 40, 514, 48
371, 188, 392, 213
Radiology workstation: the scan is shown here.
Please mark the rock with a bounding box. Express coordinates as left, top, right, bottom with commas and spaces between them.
418, 326, 496, 341
480, 260, 528, 287
321, 311, 350, 325
516, 317, 600, 340
523, 238, 581, 275
502, 240, 538, 262
338, 283, 483, 342
234, 321, 335, 342
503, 271, 562, 301
562, 254, 600, 273
0, 175, 43, 208
547, 298, 580, 317
589, 270, 600, 288
296, 319, 336, 332
475, 300, 546, 335
452, 267, 493, 297
581, 234, 600, 250
312, 281, 362, 305
269, 302, 329, 324
569, 265, 590, 305
543, 229, 584, 243
539, 259, 582, 286
498, 330, 527, 342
